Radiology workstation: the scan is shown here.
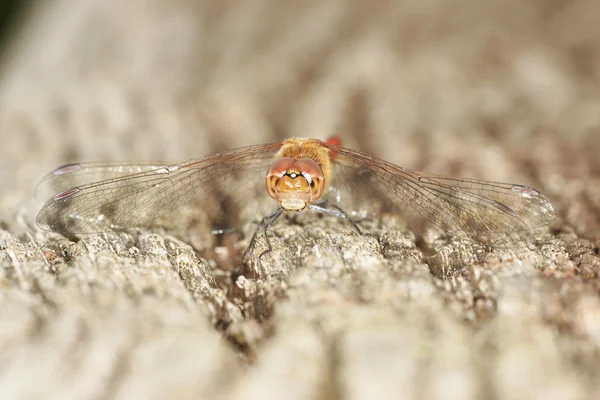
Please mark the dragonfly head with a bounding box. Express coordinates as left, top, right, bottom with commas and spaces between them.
266, 157, 325, 211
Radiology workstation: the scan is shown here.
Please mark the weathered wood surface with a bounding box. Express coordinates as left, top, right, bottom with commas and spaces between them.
1, 1, 599, 399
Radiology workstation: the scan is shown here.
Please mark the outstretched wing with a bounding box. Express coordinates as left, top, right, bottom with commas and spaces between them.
36, 142, 284, 235
36, 162, 174, 203
322, 142, 556, 247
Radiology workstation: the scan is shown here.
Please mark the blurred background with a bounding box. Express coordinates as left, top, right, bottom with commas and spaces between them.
2, 2, 600, 398
0, 0, 599, 237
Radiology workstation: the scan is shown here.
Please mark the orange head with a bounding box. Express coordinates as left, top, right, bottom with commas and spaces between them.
266, 157, 325, 211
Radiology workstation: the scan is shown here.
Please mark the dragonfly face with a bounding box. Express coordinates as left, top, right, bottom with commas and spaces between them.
266, 157, 325, 211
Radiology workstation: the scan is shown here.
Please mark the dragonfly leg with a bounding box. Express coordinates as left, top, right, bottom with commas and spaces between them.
307, 203, 381, 243
242, 208, 284, 270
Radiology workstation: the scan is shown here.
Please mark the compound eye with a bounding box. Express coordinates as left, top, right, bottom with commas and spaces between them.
267, 157, 296, 178
294, 158, 325, 201
266, 157, 297, 201
265, 157, 326, 207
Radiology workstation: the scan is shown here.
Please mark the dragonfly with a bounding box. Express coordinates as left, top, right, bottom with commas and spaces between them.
36, 137, 556, 263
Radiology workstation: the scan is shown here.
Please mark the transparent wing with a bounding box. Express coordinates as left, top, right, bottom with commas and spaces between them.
322, 143, 556, 247
36, 162, 173, 203
36, 142, 284, 235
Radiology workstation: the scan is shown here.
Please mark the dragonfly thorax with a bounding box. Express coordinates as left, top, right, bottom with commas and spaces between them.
266, 157, 325, 211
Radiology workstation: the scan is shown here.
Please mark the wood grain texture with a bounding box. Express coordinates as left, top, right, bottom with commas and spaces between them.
1, 0, 600, 399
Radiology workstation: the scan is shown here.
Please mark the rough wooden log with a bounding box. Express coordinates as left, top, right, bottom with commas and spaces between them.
1, 1, 599, 399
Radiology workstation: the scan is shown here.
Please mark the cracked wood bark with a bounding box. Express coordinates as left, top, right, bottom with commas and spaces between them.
1, 1, 600, 399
